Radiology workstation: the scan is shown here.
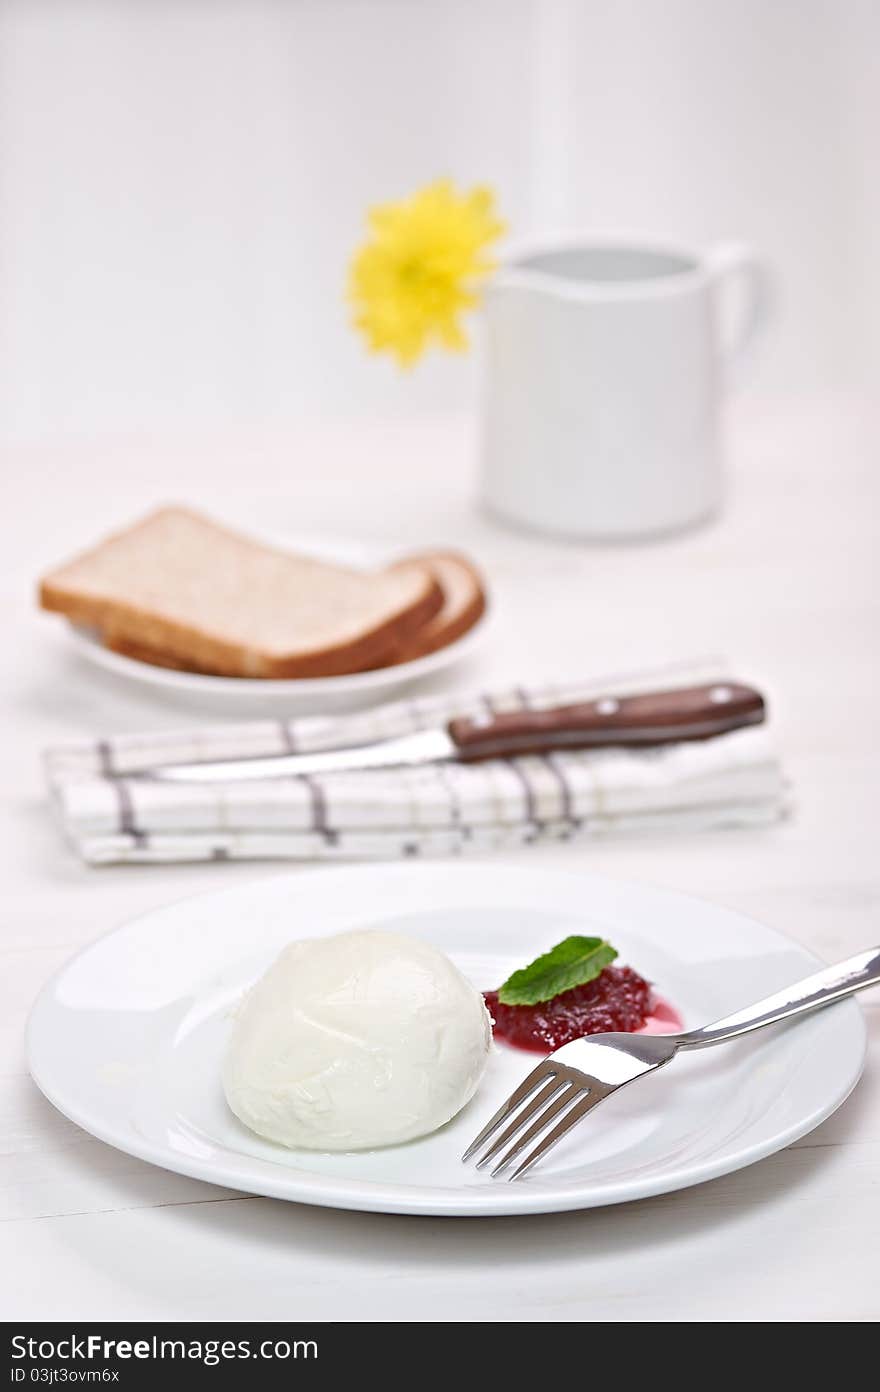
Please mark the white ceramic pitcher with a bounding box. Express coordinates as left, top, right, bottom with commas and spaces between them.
480, 239, 769, 541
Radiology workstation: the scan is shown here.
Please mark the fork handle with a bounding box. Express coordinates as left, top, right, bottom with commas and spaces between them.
677, 946, 880, 1049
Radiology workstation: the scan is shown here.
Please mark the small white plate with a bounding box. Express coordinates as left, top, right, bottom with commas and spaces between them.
62, 533, 489, 715
27, 864, 866, 1218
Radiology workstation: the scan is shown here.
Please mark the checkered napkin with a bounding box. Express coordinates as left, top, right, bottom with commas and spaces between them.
44, 660, 787, 865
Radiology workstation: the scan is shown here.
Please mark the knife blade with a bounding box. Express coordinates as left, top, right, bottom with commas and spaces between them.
145, 682, 766, 783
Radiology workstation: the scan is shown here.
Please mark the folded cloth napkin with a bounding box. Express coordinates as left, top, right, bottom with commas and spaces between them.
45, 659, 788, 865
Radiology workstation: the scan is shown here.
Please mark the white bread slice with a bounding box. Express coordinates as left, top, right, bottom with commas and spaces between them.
100, 634, 214, 673
40, 507, 443, 679
376, 551, 487, 664
101, 548, 487, 675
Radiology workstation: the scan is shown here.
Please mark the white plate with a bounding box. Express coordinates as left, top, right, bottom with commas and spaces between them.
27, 864, 866, 1218
63, 533, 489, 715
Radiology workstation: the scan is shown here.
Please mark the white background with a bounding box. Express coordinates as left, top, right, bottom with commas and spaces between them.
1, 0, 878, 448
2, 0, 879, 1325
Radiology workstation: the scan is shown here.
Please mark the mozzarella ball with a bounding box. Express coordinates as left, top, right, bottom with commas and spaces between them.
223, 929, 492, 1150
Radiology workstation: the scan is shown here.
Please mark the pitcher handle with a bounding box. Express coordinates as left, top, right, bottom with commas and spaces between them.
705, 241, 771, 378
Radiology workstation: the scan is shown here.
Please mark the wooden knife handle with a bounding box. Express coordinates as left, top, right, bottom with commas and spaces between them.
447, 682, 766, 762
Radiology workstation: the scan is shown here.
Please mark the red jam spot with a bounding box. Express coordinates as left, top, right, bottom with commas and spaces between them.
636, 995, 683, 1035
485, 965, 676, 1053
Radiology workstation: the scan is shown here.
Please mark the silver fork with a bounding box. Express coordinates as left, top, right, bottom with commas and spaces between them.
464, 946, 880, 1180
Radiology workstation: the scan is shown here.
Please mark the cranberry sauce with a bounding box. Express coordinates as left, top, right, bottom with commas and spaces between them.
485, 964, 654, 1052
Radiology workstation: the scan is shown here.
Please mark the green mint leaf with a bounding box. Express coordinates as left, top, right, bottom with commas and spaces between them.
497, 935, 618, 1006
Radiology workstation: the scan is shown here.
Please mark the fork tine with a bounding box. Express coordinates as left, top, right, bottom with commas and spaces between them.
506, 1085, 612, 1181
461, 1061, 557, 1162
474, 1076, 567, 1169
490, 1082, 586, 1176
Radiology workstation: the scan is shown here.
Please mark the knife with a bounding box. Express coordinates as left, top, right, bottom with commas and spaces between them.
146, 682, 766, 783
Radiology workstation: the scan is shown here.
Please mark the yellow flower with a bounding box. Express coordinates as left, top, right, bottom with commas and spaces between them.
348, 179, 505, 366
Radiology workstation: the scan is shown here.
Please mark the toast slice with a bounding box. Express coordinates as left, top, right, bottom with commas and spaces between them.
376, 551, 487, 664
40, 507, 443, 679
102, 547, 488, 675
100, 634, 213, 674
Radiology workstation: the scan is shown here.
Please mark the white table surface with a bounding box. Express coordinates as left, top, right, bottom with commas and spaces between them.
3, 396, 878, 1323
